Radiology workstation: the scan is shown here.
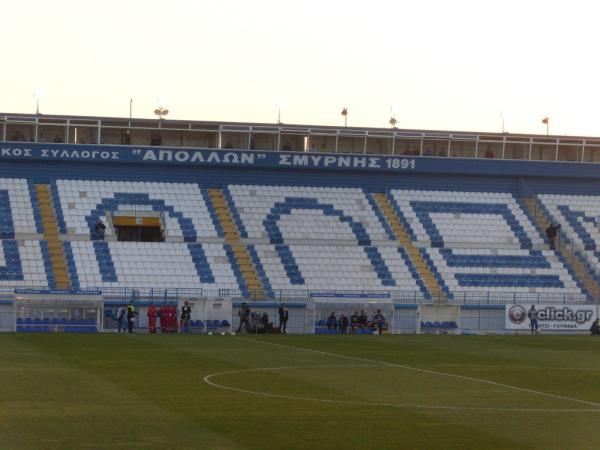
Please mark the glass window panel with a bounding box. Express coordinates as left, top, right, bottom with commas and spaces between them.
366, 137, 393, 155
531, 144, 556, 161
395, 138, 421, 156
249, 132, 278, 151
221, 132, 249, 150
451, 140, 477, 158
308, 135, 336, 153
422, 139, 449, 157
504, 142, 529, 160
337, 136, 365, 154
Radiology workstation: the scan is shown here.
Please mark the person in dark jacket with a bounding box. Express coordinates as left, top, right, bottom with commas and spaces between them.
326, 312, 337, 330
278, 303, 289, 334
591, 319, 600, 335
358, 310, 368, 328
180, 301, 192, 333
372, 309, 386, 333
339, 314, 349, 334
545, 223, 561, 250
94, 219, 106, 240
236, 302, 252, 333
350, 311, 360, 333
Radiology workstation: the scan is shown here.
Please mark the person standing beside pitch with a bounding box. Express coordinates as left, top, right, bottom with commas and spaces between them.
278, 303, 288, 334
527, 305, 539, 335
127, 302, 136, 334
180, 301, 192, 333
236, 302, 252, 333
147, 303, 158, 334
116, 305, 126, 333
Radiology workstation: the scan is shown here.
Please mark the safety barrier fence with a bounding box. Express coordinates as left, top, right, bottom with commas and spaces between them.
1, 287, 595, 305
1, 286, 596, 334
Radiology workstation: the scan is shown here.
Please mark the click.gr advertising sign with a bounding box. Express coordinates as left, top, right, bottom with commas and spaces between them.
505, 304, 597, 331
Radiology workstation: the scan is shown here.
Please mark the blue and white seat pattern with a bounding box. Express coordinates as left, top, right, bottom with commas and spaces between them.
69, 241, 238, 290
0, 178, 38, 236
252, 244, 422, 292
391, 190, 544, 248
0, 176, 589, 298
0, 178, 47, 288
539, 194, 600, 251
538, 194, 600, 273
229, 185, 389, 242
56, 180, 218, 238
426, 248, 581, 295
0, 240, 48, 288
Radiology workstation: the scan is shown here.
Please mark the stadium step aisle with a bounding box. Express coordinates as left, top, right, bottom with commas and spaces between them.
207, 188, 266, 299
372, 192, 440, 299
34, 184, 71, 290
523, 196, 600, 300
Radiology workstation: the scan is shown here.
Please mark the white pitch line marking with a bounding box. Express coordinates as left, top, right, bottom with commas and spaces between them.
226, 337, 600, 410
203, 364, 600, 413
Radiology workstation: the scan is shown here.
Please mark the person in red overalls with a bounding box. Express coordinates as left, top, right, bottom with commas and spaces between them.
170, 304, 179, 333
159, 304, 167, 334
147, 304, 158, 334
166, 304, 175, 333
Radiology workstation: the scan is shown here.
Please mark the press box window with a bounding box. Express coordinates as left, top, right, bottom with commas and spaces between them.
113, 215, 164, 242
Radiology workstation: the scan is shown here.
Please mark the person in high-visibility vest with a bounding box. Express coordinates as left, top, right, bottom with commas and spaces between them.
127, 303, 136, 333
147, 303, 158, 334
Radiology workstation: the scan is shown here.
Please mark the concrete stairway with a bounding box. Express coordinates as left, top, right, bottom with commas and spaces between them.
35, 184, 71, 290
523, 196, 600, 300
207, 188, 265, 299
373, 193, 445, 301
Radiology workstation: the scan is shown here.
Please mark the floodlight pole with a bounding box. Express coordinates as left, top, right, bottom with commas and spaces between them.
542, 117, 550, 136
154, 106, 169, 127
33, 88, 44, 115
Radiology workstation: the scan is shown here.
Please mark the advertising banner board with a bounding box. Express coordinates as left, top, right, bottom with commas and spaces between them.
505, 304, 597, 331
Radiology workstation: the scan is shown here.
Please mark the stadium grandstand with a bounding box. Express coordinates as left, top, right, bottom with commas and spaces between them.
0, 112, 599, 335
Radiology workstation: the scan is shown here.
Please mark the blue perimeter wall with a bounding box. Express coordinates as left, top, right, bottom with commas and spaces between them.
0, 147, 600, 194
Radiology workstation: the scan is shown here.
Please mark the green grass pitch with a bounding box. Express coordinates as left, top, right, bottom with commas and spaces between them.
1, 333, 600, 449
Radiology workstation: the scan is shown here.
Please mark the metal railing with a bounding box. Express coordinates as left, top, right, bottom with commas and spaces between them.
2, 112, 600, 163
0, 286, 593, 306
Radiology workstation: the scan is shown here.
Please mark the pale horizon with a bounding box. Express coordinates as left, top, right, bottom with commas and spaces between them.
3, 0, 600, 138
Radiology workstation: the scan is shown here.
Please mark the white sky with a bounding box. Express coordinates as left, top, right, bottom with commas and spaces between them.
2, 0, 600, 136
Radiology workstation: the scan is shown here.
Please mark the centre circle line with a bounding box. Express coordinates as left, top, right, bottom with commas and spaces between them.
203, 364, 600, 413
232, 336, 600, 409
